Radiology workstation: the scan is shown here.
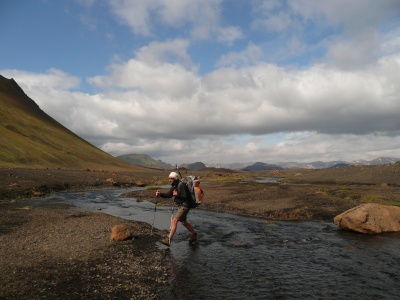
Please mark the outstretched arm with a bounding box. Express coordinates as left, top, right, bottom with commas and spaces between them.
156, 187, 174, 198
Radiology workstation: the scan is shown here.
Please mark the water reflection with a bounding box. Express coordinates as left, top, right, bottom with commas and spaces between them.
254, 177, 282, 183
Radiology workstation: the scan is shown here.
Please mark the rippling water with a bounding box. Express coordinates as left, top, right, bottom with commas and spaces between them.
41, 188, 400, 299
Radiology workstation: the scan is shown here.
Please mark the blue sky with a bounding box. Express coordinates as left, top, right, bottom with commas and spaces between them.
1, 0, 400, 165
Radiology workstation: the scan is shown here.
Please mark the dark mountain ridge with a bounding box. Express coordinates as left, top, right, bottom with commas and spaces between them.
179, 162, 206, 170
241, 162, 283, 171
117, 153, 173, 169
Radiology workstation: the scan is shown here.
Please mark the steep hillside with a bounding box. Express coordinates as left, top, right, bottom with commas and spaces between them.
0, 75, 146, 170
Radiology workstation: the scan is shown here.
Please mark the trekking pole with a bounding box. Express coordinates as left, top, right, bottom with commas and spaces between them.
175, 164, 183, 179
151, 196, 158, 235
169, 205, 174, 245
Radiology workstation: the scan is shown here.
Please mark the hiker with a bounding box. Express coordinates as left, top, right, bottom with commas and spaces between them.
156, 171, 198, 246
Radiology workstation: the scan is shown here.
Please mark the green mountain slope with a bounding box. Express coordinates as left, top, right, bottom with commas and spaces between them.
0, 75, 146, 170
117, 153, 173, 169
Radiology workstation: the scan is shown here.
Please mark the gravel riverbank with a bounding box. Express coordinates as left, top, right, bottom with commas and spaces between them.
0, 203, 170, 299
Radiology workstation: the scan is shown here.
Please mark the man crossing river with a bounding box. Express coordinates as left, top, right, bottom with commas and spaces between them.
156, 172, 198, 246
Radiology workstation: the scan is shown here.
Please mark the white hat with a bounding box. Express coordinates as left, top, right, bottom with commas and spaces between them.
169, 172, 180, 179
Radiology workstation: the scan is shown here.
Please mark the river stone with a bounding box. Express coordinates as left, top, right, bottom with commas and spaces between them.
110, 224, 133, 241
334, 203, 400, 234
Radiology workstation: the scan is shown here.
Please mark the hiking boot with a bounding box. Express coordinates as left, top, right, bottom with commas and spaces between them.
188, 232, 198, 242
161, 238, 170, 247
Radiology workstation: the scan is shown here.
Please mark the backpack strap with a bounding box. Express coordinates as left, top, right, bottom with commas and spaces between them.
176, 182, 189, 206
178, 181, 195, 207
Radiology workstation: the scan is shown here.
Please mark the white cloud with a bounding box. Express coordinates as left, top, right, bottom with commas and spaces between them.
4, 48, 399, 164
216, 26, 244, 45
250, 0, 400, 68
251, 0, 295, 32
101, 132, 400, 165
107, 0, 222, 39
216, 43, 263, 68
108, 0, 156, 36
88, 39, 199, 99
323, 32, 380, 69
89, 61, 199, 100
252, 11, 292, 33
289, 0, 399, 33
381, 28, 400, 56
134, 39, 194, 69
1, 69, 80, 90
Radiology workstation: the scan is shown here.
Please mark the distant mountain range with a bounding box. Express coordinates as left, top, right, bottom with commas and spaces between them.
208, 157, 400, 170
117, 153, 173, 169
116, 153, 400, 171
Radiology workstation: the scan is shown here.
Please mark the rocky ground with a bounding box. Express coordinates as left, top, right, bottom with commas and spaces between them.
0, 168, 172, 299
0, 203, 170, 299
1, 165, 400, 299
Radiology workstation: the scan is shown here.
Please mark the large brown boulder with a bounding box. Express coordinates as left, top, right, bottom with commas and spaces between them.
334, 203, 400, 233
110, 224, 133, 241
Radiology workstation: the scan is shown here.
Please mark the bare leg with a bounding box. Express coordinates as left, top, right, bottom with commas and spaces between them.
169, 217, 179, 240
181, 221, 196, 234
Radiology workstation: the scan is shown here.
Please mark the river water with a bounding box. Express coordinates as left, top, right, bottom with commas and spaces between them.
42, 188, 400, 299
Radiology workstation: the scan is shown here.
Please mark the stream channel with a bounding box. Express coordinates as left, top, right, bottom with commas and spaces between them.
44, 186, 400, 299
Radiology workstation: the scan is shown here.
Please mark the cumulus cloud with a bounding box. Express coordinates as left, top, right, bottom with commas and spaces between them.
88, 40, 199, 99
216, 43, 264, 68
101, 132, 400, 164
2, 69, 80, 90
250, 0, 400, 68
289, 0, 399, 32
137, 39, 190, 63
324, 31, 381, 69
107, 0, 222, 39
216, 26, 244, 45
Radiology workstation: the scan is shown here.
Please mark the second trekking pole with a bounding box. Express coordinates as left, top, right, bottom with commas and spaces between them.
169, 205, 174, 245
151, 196, 158, 235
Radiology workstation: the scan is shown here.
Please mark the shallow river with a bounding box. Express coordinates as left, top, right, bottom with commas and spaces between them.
44, 188, 400, 299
